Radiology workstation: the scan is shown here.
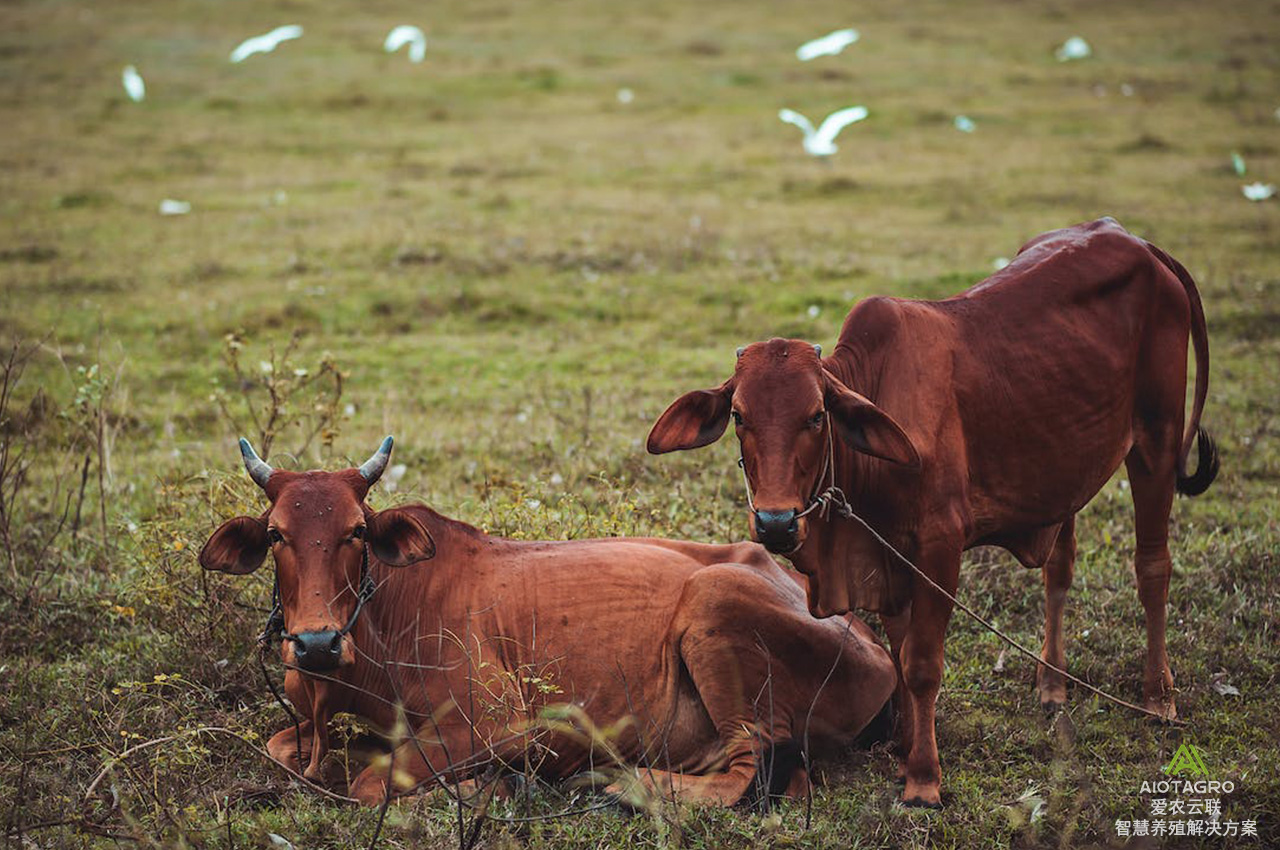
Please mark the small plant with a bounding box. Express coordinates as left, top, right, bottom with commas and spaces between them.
67, 358, 123, 552
210, 330, 345, 460
0, 338, 87, 593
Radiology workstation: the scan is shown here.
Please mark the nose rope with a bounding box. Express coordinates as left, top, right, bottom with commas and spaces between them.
737, 413, 855, 522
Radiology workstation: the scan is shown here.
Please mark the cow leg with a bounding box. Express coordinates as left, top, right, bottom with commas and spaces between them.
783, 765, 811, 799
1037, 516, 1077, 710
655, 566, 820, 806
1125, 451, 1178, 720
668, 647, 771, 806
900, 544, 961, 808
303, 682, 338, 783
881, 605, 913, 782
266, 721, 315, 773
348, 736, 442, 805
348, 720, 516, 806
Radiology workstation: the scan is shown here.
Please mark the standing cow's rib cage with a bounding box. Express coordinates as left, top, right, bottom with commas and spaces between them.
199, 438, 898, 805
647, 217, 1218, 808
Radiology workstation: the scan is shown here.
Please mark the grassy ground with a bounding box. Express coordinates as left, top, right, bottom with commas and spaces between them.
2, 0, 1278, 846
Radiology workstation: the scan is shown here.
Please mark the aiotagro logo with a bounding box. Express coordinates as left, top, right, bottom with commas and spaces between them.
1114, 742, 1259, 840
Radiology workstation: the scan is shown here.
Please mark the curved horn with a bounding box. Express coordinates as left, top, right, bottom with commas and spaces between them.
239, 438, 274, 489
358, 436, 394, 484
813, 343, 822, 357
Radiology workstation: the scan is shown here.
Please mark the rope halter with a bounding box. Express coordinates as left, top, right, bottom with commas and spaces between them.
737, 412, 855, 524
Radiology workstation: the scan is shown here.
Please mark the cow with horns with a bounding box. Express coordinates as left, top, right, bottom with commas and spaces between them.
646, 218, 1219, 807
199, 437, 897, 805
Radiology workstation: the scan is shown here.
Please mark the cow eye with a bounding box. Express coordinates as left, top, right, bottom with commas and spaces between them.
351, 525, 366, 541
731, 410, 743, 427
808, 411, 826, 429
266, 527, 283, 545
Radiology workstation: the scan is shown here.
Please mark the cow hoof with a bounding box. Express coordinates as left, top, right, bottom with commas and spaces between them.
901, 793, 943, 810
1144, 701, 1178, 724
901, 780, 942, 809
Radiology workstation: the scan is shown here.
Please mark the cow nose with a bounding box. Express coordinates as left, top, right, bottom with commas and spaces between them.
754, 509, 799, 550
291, 629, 343, 672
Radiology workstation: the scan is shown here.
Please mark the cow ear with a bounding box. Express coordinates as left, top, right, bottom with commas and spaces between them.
199, 516, 269, 575
368, 507, 436, 567
647, 379, 734, 454
823, 371, 921, 469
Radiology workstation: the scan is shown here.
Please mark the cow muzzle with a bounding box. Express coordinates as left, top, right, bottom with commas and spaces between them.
753, 508, 800, 554
288, 629, 347, 673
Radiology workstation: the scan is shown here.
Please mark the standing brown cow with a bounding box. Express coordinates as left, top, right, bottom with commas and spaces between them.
646, 218, 1218, 807
200, 438, 897, 805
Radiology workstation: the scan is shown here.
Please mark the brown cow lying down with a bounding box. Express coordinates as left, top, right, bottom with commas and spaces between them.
647, 218, 1218, 807
199, 438, 896, 806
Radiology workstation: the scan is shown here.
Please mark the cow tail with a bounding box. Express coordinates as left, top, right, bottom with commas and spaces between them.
1147, 242, 1220, 496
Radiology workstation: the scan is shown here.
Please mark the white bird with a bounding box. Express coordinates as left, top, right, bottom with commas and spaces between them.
121, 65, 145, 102
954, 115, 976, 133
159, 199, 191, 216
1055, 36, 1091, 62
779, 106, 868, 156
796, 28, 860, 61
1232, 152, 1246, 176
384, 25, 426, 63
1242, 182, 1275, 201
230, 25, 303, 63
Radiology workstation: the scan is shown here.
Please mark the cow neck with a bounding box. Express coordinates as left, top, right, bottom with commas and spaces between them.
349, 506, 490, 637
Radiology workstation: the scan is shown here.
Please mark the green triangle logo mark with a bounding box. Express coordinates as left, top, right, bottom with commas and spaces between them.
1163, 743, 1209, 777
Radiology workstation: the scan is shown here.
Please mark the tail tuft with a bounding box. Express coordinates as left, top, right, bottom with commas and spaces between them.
1176, 427, 1219, 496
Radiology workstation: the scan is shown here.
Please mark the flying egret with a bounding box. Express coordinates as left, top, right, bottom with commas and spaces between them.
230, 25, 303, 63
1055, 36, 1091, 62
1242, 182, 1275, 201
796, 28, 860, 61
384, 25, 426, 63
121, 65, 145, 102
779, 106, 868, 156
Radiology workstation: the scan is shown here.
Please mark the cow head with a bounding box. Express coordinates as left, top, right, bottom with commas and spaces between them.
199, 436, 436, 673
647, 338, 919, 554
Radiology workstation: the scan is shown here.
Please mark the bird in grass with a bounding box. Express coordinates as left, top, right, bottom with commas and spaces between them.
1055, 36, 1091, 62
954, 115, 976, 133
779, 106, 868, 156
230, 25, 303, 63
1242, 182, 1275, 201
1232, 151, 1246, 176
121, 65, 145, 102
384, 25, 426, 63
796, 28, 860, 61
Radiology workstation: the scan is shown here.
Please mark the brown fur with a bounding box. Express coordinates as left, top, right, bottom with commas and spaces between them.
201, 464, 896, 805
647, 218, 1218, 806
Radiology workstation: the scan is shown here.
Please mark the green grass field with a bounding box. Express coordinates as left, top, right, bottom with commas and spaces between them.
2, 0, 1278, 846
